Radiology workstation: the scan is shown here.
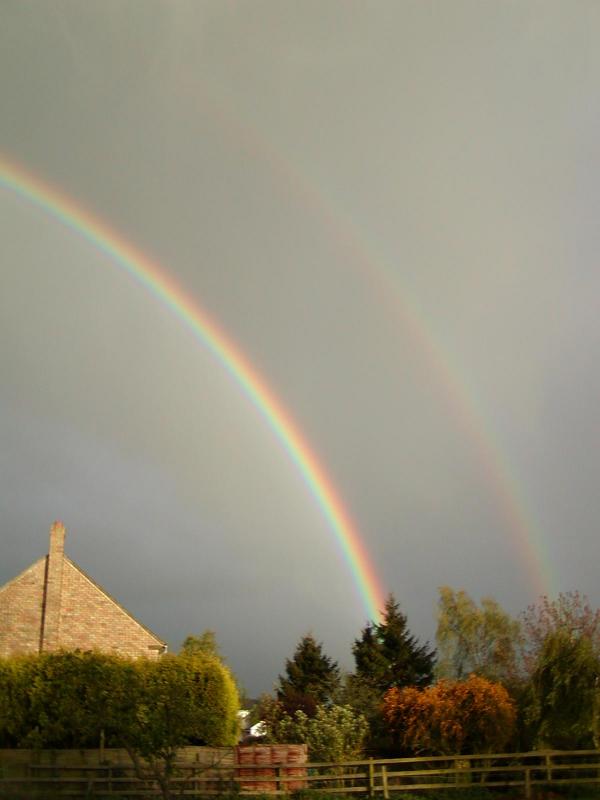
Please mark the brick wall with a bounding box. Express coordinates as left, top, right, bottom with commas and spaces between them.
0, 523, 165, 660
236, 745, 308, 792
58, 560, 164, 659
40, 521, 65, 651
0, 559, 46, 657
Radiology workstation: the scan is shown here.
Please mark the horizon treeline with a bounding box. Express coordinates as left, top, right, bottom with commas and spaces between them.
1, 587, 599, 766
252, 588, 600, 758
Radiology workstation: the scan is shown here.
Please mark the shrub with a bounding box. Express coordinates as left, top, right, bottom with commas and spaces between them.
0, 650, 131, 748
383, 674, 516, 755
0, 650, 240, 750
269, 704, 368, 762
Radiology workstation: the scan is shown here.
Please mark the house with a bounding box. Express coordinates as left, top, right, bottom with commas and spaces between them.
0, 521, 166, 659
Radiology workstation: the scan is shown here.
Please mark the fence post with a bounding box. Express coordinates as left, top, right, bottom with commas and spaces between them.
525, 766, 531, 799
381, 764, 389, 800
545, 753, 552, 783
368, 758, 375, 797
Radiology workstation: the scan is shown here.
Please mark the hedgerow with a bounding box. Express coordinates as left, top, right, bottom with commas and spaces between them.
0, 650, 240, 750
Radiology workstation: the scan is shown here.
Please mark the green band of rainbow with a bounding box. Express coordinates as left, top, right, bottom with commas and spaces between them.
0, 156, 386, 623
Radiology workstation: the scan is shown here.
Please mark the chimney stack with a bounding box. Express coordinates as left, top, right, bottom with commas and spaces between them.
40, 521, 66, 652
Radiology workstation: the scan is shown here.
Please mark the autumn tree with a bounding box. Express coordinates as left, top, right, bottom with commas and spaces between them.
277, 634, 341, 716
383, 674, 516, 755
353, 594, 434, 693
436, 586, 522, 683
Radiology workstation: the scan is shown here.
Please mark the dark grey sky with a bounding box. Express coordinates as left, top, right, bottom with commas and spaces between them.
2, 1, 600, 694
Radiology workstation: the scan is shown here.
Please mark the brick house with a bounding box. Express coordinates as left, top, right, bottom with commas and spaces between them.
0, 521, 166, 659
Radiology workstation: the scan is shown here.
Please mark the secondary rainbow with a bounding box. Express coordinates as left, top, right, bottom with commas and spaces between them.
0, 155, 386, 623
198, 93, 551, 598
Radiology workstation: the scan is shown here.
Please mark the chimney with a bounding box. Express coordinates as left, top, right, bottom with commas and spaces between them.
40, 521, 66, 652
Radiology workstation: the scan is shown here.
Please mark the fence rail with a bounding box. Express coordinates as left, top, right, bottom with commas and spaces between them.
2, 749, 600, 797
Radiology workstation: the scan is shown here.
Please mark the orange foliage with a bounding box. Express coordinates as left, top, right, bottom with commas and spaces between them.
383, 674, 516, 755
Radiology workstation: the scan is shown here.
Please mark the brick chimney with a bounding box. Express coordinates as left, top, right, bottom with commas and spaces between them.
40, 521, 66, 652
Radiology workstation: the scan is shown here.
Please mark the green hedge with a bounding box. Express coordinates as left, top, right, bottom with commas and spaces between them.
0, 650, 239, 750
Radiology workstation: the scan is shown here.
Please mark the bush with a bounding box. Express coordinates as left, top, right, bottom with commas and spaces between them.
0, 650, 132, 748
127, 652, 240, 753
383, 674, 516, 755
268, 704, 368, 762
0, 650, 240, 750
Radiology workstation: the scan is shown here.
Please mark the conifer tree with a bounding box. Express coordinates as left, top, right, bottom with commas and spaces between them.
353, 594, 434, 693
277, 634, 341, 715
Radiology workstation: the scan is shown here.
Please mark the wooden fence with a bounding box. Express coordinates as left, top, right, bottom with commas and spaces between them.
1, 748, 600, 797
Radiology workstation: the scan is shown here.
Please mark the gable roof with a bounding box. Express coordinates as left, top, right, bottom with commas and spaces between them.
0, 556, 46, 597
65, 557, 166, 648
0, 554, 166, 651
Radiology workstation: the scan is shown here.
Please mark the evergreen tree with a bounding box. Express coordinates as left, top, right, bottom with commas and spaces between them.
277, 634, 341, 715
353, 594, 434, 693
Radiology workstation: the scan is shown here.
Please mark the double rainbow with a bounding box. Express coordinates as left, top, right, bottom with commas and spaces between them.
194, 91, 551, 600
0, 156, 386, 623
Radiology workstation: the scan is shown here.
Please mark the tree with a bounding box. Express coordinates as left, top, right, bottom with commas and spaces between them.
277, 634, 341, 715
352, 624, 390, 691
521, 592, 600, 675
525, 629, 599, 749
180, 630, 222, 659
383, 674, 517, 755
347, 595, 434, 755
353, 594, 434, 693
338, 671, 382, 725
435, 586, 522, 684
269, 704, 368, 762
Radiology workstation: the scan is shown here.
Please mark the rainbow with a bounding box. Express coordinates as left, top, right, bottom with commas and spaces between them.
0, 155, 387, 623
195, 97, 553, 598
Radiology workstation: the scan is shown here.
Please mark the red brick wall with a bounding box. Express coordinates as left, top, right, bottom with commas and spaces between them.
58, 560, 164, 659
236, 745, 308, 792
0, 559, 46, 657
